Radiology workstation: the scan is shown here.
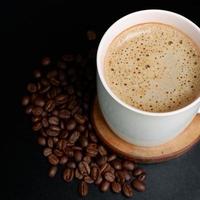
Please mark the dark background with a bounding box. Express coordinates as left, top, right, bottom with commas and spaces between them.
3, 1, 200, 199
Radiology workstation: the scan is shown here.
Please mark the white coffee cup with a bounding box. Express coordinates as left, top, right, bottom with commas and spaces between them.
96, 9, 200, 147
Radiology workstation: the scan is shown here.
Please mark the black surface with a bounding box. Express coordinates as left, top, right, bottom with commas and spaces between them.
4, 1, 200, 199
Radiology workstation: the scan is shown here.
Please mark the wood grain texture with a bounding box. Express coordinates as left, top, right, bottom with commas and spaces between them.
92, 99, 200, 163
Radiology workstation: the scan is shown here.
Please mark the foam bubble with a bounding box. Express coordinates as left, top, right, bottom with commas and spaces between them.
104, 23, 200, 112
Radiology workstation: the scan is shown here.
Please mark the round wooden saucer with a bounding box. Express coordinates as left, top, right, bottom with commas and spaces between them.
92, 99, 200, 163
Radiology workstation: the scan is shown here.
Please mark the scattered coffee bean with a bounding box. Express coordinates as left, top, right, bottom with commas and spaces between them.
132, 179, 146, 192
111, 181, 121, 193
78, 181, 88, 197
122, 160, 135, 171
33, 69, 42, 79
63, 168, 74, 182
133, 168, 144, 177
38, 136, 46, 146
59, 156, 68, 165
84, 175, 94, 184
74, 150, 83, 162
48, 154, 59, 165
104, 171, 115, 182
137, 173, 146, 182
123, 183, 133, 197
100, 180, 110, 192
48, 166, 58, 178
22, 96, 30, 106
75, 168, 83, 180
22, 49, 147, 198
27, 83, 37, 93
43, 147, 52, 157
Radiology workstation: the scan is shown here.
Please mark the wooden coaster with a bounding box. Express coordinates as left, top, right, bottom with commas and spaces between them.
92, 99, 200, 163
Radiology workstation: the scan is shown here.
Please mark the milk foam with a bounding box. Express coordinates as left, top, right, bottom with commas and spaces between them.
104, 23, 200, 112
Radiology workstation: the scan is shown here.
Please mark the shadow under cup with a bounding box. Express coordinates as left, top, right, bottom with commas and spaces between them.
97, 10, 200, 147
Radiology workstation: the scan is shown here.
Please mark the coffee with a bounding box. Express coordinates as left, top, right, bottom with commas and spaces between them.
104, 23, 200, 112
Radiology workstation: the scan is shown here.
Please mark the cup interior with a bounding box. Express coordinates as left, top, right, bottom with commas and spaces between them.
97, 9, 200, 116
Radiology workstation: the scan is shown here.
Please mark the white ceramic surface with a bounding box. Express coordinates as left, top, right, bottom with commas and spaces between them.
97, 10, 200, 147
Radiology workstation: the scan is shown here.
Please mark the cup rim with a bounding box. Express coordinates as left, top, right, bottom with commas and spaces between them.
97, 9, 200, 117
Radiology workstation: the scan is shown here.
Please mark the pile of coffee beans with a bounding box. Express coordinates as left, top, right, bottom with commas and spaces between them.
21, 31, 146, 197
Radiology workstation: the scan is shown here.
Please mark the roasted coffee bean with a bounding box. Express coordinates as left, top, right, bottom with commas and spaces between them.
46, 129, 60, 137
45, 100, 55, 112
96, 156, 108, 166
100, 163, 109, 174
48, 116, 59, 125
48, 166, 58, 178
112, 160, 122, 170
98, 145, 107, 156
71, 105, 81, 115
78, 161, 90, 175
111, 181, 121, 193
47, 138, 54, 148
42, 117, 49, 128
63, 168, 74, 182
74, 114, 86, 124
40, 85, 51, 94
137, 173, 146, 182
83, 156, 91, 164
123, 170, 131, 181
43, 147, 52, 157
25, 105, 33, 114
58, 109, 71, 119
123, 183, 133, 197
104, 171, 115, 182
37, 136, 46, 146
52, 137, 59, 144
34, 97, 45, 107
49, 125, 61, 132
72, 146, 82, 151
33, 69, 42, 79
55, 94, 68, 104
32, 122, 42, 131
74, 150, 83, 162
133, 168, 144, 177
58, 156, 68, 165
69, 131, 80, 144
64, 148, 74, 157
41, 111, 48, 117
67, 99, 77, 110
53, 149, 63, 157
67, 161, 76, 169
52, 110, 59, 116
122, 160, 135, 171
100, 180, 110, 192
115, 170, 125, 184
108, 154, 117, 162
66, 119, 76, 131
91, 166, 99, 181
41, 57, 51, 66
32, 106, 43, 116
75, 168, 83, 180
89, 132, 98, 143
41, 129, 48, 137
84, 175, 94, 184
32, 116, 41, 123
60, 120, 65, 129
60, 130, 69, 139
41, 78, 50, 86
78, 181, 88, 197
79, 136, 88, 147
77, 125, 85, 132
95, 175, 103, 185
22, 96, 30, 106
86, 143, 98, 157
27, 83, 37, 93
132, 179, 146, 192
48, 154, 59, 165
49, 78, 60, 86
